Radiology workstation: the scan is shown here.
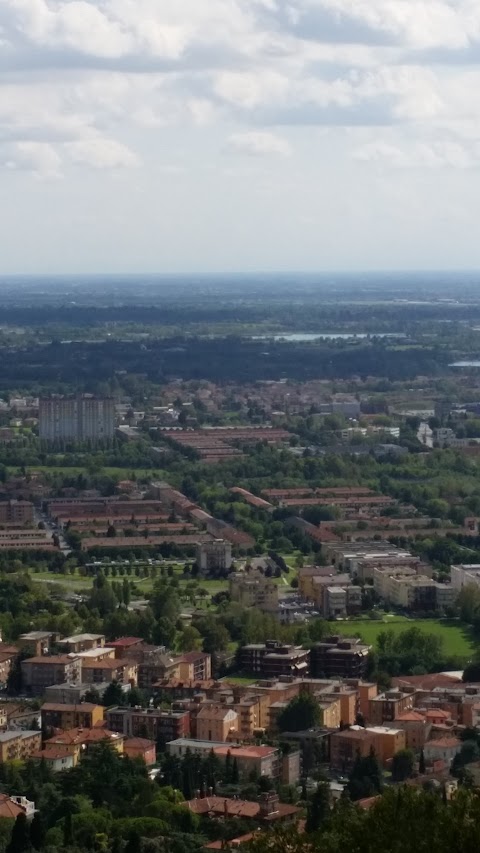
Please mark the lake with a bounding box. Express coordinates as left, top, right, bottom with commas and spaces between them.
252, 332, 406, 342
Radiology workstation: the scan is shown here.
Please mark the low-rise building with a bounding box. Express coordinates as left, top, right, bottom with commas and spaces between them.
106, 706, 191, 741
369, 689, 417, 726
230, 571, 279, 613
41, 703, 104, 733
196, 705, 239, 742
123, 737, 156, 765
395, 711, 431, 751
0, 731, 42, 762
58, 634, 105, 654
44, 727, 124, 766
185, 791, 300, 825
18, 631, 54, 657
310, 637, 371, 679
196, 540, 232, 574
424, 737, 462, 767
239, 641, 310, 679
81, 658, 137, 685
0, 794, 35, 820
21, 655, 82, 696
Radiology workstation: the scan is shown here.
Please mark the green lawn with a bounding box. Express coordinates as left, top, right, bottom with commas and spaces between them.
329, 618, 475, 660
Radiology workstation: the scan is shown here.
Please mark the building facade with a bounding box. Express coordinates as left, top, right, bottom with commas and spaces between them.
39, 396, 115, 443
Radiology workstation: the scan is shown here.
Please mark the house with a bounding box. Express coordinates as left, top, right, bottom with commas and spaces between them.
44, 727, 125, 766
196, 705, 239, 742
424, 737, 462, 767
0, 794, 35, 820
32, 747, 76, 772
41, 703, 105, 733
123, 737, 156, 765
186, 792, 300, 825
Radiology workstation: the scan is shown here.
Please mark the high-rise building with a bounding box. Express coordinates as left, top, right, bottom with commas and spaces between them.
39, 395, 115, 443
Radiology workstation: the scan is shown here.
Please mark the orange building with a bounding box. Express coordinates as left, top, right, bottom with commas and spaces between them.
196, 705, 239, 742
124, 737, 156, 765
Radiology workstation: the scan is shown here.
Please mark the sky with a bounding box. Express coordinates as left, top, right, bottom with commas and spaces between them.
2, 0, 480, 274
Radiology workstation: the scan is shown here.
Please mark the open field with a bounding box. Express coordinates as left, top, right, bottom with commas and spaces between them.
329, 617, 475, 660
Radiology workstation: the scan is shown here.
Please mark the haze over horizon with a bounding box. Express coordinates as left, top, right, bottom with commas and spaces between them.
2, 1, 480, 275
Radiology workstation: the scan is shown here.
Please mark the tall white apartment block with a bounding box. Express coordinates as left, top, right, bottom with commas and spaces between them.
39, 396, 115, 443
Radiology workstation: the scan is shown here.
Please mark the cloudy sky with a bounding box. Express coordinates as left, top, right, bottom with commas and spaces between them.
2, 0, 480, 274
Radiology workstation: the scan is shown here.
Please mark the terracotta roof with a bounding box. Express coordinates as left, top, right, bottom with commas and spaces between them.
33, 747, 73, 761
357, 796, 381, 810
41, 703, 101, 713
45, 727, 123, 746
426, 737, 461, 748
108, 637, 143, 647
425, 709, 451, 719
181, 652, 208, 663
213, 745, 276, 759
124, 737, 156, 750
395, 711, 426, 723
22, 655, 78, 665
81, 659, 132, 670
197, 706, 237, 721
186, 797, 300, 821
0, 795, 26, 820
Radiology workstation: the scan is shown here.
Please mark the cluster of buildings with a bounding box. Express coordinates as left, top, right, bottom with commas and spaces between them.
298, 543, 456, 617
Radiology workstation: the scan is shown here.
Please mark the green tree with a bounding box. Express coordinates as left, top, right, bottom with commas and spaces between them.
391, 749, 415, 782
305, 783, 330, 833
6, 813, 30, 853
278, 693, 320, 732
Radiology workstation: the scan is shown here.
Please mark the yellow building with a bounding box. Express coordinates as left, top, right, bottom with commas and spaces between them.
41, 703, 104, 732
196, 705, 239, 742
318, 698, 341, 729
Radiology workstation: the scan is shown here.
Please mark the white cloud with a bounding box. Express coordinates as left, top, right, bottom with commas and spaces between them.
64, 138, 140, 169
0, 140, 62, 176
226, 130, 291, 156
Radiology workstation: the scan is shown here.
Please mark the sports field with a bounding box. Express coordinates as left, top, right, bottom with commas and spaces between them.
330, 617, 475, 660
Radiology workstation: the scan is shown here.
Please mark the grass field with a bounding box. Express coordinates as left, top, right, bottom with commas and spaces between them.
329, 617, 475, 660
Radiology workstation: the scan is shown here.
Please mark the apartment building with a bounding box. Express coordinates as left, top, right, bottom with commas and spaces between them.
41, 703, 104, 733
451, 564, 480, 592
178, 652, 211, 682
39, 395, 115, 443
373, 568, 455, 611
330, 725, 405, 771
196, 539, 233, 574
239, 641, 310, 679
0, 645, 19, 686
0, 731, 42, 763
395, 711, 431, 751
123, 737, 156, 766
106, 706, 190, 741
80, 658, 137, 685
323, 584, 362, 618
310, 637, 371, 679
0, 500, 34, 525
317, 698, 341, 729
166, 738, 283, 779
18, 631, 55, 656
21, 655, 82, 696
230, 571, 279, 613
424, 737, 462, 767
196, 705, 239, 742
58, 634, 105, 654
368, 689, 417, 725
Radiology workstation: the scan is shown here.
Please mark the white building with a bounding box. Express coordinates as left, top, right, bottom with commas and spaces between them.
39, 395, 115, 443
196, 539, 233, 573
451, 564, 480, 592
